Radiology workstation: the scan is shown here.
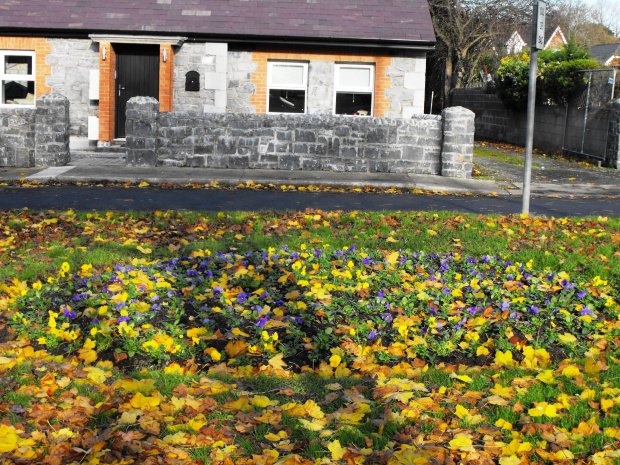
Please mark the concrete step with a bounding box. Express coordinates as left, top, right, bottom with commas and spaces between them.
71, 150, 126, 160
96, 145, 126, 154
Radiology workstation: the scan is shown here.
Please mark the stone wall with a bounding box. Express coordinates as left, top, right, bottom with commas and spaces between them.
451, 87, 611, 160
174, 42, 228, 114
126, 96, 476, 178
47, 39, 99, 137
0, 93, 69, 167
227, 51, 257, 114
0, 107, 35, 167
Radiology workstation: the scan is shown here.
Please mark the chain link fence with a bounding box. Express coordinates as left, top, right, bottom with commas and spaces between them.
562, 69, 617, 165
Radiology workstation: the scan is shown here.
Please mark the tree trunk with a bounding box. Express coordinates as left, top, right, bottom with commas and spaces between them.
443, 47, 454, 108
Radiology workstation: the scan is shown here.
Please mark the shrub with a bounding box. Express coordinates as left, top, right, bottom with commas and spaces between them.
495, 42, 606, 109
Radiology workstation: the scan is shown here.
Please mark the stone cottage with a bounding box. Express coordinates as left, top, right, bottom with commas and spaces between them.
0, 0, 436, 148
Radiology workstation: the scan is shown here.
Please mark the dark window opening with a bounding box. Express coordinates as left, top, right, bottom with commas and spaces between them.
335, 93, 372, 116
268, 89, 305, 113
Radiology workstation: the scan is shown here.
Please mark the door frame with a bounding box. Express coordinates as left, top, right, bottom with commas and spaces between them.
114, 43, 160, 139
90, 35, 185, 144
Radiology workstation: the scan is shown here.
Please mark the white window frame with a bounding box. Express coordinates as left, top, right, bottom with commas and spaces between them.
0, 50, 36, 108
333, 63, 375, 116
266, 61, 308, 114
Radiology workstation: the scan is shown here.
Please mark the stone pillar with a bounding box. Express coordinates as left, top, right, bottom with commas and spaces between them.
126, 96, 159, 166
34, 93, 70, 167
606, 99, 620, 169
440, 106, 475, 178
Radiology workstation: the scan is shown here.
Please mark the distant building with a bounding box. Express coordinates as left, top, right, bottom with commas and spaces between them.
504, 26, 567, 55
589, 43, 620, 67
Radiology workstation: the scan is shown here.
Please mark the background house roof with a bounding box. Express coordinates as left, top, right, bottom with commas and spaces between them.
589, 43, 620, 65
0, 0, 436, 46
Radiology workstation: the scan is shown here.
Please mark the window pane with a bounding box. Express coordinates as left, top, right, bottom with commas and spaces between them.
2, 80, 35, 104
338, 67, 372, 89
271, 64, 304, 86
4, 55, 33, 75
268, 89, 305, 113
335, 92, 372, 115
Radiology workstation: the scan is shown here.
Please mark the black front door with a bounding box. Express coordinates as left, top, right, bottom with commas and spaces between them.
114, 44, 159, 139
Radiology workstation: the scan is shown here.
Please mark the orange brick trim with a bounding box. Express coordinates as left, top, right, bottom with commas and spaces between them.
159, 45, 174, 112
251, 52, 391, 117
0, 36, 52, 101
98, 43, 116, 142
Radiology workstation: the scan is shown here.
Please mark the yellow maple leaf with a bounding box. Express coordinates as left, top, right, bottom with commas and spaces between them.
164, 363, 184, 375
78, 348, 98, 364
118, 409, 142, 424
0, 424, 36, 452
495, 418, 513, 430
186, 415, 207, 432
558, 333, 577, 344
601, 398, 615, 412
499, 456, 522, 465
495, 350, 516, 366
327, 439, 348, 460
138, 181, 149, 187
298, 418, 327, 431
163, 432, 188, 445
490, 383, 514, 399
137, 246, 152, 254
329, 354, 341, 368
268, 353, 287, 371
536, 369, 556, 384
129, 392, 161, 410
51, 428, 77, 440
454, 374, 473, 383
455, 404, 469, 419
265, 431, 288, 442
205, 347, 222, 361
555, 450, 575, 460
252, 395, 278, 408
561, 365, 581, 378
449, 434, 474, 451
83, 366, 109, 384
476, 346, 490, 356
604, 427, 620, 439
386, 251, 400, 266
528, 402, 558, 418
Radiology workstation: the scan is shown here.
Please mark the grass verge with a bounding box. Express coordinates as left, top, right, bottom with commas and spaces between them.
0, 209, 619, 464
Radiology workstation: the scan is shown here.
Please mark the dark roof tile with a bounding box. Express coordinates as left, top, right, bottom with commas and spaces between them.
0, 0, 435, 44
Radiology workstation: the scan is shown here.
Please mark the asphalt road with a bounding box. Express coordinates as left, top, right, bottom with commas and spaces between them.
1, 186, 619, 217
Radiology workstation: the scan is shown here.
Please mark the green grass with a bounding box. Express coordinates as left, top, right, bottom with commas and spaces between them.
474, 146, 541, 168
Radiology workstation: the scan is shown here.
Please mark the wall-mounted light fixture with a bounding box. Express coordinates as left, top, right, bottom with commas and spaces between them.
102, 46, 107, 61
163, 48, 167, 62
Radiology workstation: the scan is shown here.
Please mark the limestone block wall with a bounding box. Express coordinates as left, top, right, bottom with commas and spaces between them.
47, 39, 99, 136
126, 97, 476, 178
0, 93, 69, 167
0, 108, 35, 167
